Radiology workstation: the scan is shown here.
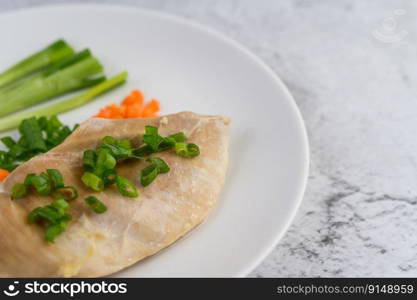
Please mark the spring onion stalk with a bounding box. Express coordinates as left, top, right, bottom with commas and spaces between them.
0, 72, 128, 132
0, 55, 105, 117
0, 49, 93, 94
0, 39, 74, 89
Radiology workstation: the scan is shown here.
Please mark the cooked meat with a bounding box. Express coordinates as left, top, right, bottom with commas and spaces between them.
0, 111, 230, 277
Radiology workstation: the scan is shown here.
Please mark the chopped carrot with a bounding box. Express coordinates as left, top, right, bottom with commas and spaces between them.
95, 90, 161, 120
0, 169, 9, 181
125, 103, 143, 118
142, 99, 160, 117
122, 89, 144, 107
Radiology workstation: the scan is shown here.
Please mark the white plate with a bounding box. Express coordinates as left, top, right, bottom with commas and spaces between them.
0, 4, 309, 277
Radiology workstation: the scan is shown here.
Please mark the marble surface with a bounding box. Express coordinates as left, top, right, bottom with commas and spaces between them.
1, 0, 417, 277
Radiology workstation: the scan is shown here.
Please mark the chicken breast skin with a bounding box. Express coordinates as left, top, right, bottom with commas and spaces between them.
0, 111, 230, 277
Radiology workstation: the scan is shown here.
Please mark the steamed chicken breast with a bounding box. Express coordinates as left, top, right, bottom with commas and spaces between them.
0, 111, 230, 277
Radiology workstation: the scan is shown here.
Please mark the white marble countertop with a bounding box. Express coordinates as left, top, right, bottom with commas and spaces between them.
1, 0, 416, 277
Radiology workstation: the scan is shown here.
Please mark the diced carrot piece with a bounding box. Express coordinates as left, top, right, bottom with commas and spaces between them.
123, 90, 144, 107
142, 99, 160, 117
95, 90, 161, 120
95, 108, 112, 118
0, 169, 9, 181
124, 103, 143, 118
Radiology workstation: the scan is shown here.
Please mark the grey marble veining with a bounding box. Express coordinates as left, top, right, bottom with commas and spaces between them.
1, 0, 416, 277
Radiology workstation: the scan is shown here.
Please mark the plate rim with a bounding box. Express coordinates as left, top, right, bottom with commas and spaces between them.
0, 3, 310, 277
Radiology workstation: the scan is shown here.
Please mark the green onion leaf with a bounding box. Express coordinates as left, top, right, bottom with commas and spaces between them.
19, 117, 47, 152
100, 136, 132, 159
115, 175, 138, 198
96, 149, 116, 171
140, 157, 170, 186
11, 183, 27, 199
147, 157, 170, 173
0, 136, 16, 149
140, 164, 159, 187
83, 149, 97, 172
81, 172, 104, 192
102, 169, 117, 186
31, 173, 52, 196
28, 207, 42, 223
132, 145, 154, 158
24, 173, 36, 187
84, 196, 107, 214
143, 126, 164, 151
54, 186, 78, 201
46, 169, 65, 188
36, 206, 62, 224
0, 72, 128, 133
168, 132, 187, 143
82, 149, 97, 172
45, 218, 70, 243
175, 143, 200, 158
45, 224, 64, 242
50, 198, 70, 214
0, 39, 74, 89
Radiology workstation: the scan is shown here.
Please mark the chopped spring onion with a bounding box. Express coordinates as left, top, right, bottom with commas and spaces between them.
28, 198, 72, 242
103, 169, 117, 186
83, 150, 97, 172
31, 173, 52, 196
143, 125, 164, 151
99, 136, 132, 159
11, 183, 27, 199
115, 175, 138, 198
175, 143, 200, 158
54, 186, 78, 201
140, 164, 159, 187
85, 196, 107, 214
24, 173, 37, 187
28, 199, 71, 242
81, 172, 104, 192
46, 169, 65, 189
140, 157, 170, 187
19, 117, 47, 152
0, 116, 78, 171
95, 149, 117, 176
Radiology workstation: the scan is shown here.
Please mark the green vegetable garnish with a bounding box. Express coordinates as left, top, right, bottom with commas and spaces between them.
28, 198, 72, 242
100, 136, 132, 159
46, 169, 65, 189
175, 143, 200, 158
102, 169, 117, 186
0, 72, 128, 133
54, 186, 78, 201
82, 150, 97, 172
31, 173, 52, 196
24, 173, 36, 187
140, 157, 170, 186
81, 172, 104, 192
140, 164, 159, 187
95, 149, 117, 176
115, 175, 138, 198
147, 157, 170, 173
0, 116, 77, 171
11, 183, 27, 199
0, 51, 105, 117
19, 117, 47, 152
0, 39, 74, 89
143, 126, 165, 151
132, 145, 154, 158
84, 196, 107, 214
45, 221, 68, 243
